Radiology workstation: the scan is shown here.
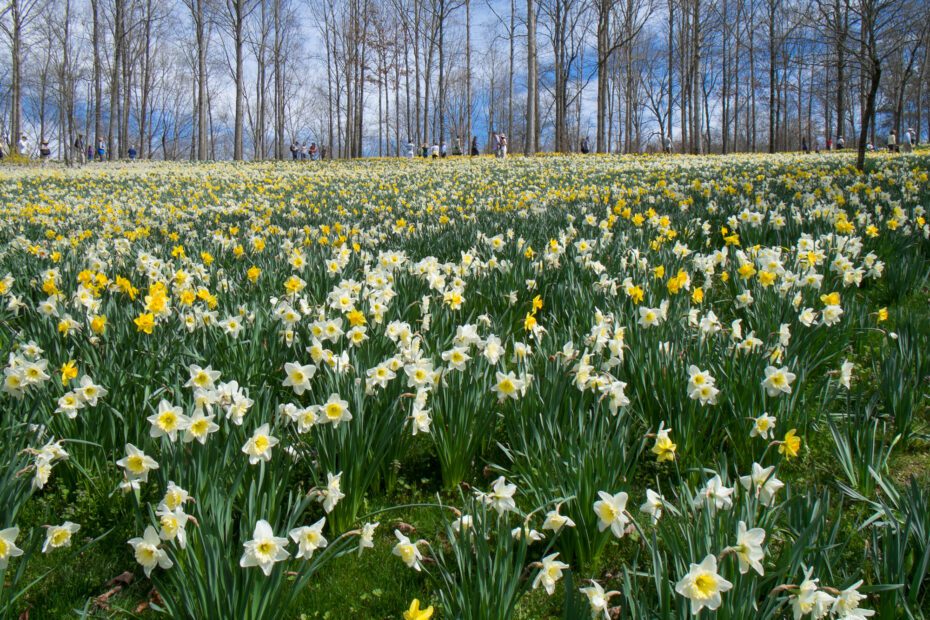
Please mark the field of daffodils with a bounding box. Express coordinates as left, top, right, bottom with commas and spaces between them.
0, 152, 928, 619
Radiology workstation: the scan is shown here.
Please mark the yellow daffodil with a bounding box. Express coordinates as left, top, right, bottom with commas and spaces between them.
403, 599, 434, 620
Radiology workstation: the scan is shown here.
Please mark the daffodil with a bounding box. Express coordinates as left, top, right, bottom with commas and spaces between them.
732, 521, 766, 575
674, 554, 733, 614
283, 361, 316, 395
476, 476, 517, 515
240, 519, 290, 576
542, 507, 576, 532
651, 423, 677, 462
779, 429, 801, 459
579, 581, 619, 619
593, 491, 630, 538
403, 599, 434, 620
319, 393, 352, 427
128, 526, 173, 577
60, 360, 78, 385
392, 530, 423, 571
739, 462, 785, 506
492, 370, 526, 402
762, 365, 796, 397
750, 413, 777, 440
134, 311, 155, 334
242, 423, 278, 464
116, 443, 159, 482
639, 489, 665, 523
43, 521, 80, 553
183, 410, 220, 444
358, 521, 379, 554
289, 517, 328, 560
147, 400, 188, 441
532, 553, 570, 595
0, 527, 24, 569
319, 471, 345, 513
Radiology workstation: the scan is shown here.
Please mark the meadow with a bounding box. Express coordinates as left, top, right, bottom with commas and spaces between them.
0, 151, 928, 619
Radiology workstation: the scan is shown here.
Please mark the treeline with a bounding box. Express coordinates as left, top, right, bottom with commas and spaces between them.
1, 0, 928, 167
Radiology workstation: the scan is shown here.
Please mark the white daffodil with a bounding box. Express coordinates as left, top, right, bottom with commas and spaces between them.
77, 375, 107, 406
739, 462, 785, 506
839, 359, 854, 389
147, 399, 188, 441
319, 393, 352, 427
732, 520, 766, 575
674, 554, 733, 615
183, 409, 220, 444
289, 517, 328, 560
358, 521, 379, 554
492, 370, 526, 402
542, 507, 576, 532
128, 526, 173, 577
186, 364, 221, 390
751, 412, 777, 440
242, 423, 278, 464
532, 553, 570, 595
640, 489, 666, 523
319, 471, 345, 513
392, 530, 423, 571
593, 491, 630, 538
240, 519, 290, 576
831, 580, 875, 618
162, 482, 190, 511
0, 527, 24, 569
116, 443, 159, 482
157, 506, 192, 549
283, 361, 316, 395
762, 365, 796, 397
695, 474, 734, 510
43, 521, 80, 553
477, 476, 517, 515
579, 581, 619, 619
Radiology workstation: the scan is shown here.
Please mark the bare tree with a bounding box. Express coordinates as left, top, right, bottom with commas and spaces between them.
2, 0, 48, 145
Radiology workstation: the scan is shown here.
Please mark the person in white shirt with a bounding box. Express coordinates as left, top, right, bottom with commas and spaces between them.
17, 134, 28, 156
902, 129, 913, 153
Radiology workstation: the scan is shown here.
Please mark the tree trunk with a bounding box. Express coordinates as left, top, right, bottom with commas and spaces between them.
857, 62, 880, 171
596, 0, 609, 152
466, 0, 472, 150
526, 0, 537, 155
9, 0, 23, 146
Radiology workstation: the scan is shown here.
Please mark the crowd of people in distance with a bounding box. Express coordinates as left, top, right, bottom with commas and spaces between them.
289, 141, 325, 160
0, 133, 143, 165
403, 134, 510, 159
882, 127, 918, 153
0, 126, 921, 164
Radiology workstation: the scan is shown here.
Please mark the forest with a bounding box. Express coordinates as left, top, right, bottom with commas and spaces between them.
0, 0, 928, 163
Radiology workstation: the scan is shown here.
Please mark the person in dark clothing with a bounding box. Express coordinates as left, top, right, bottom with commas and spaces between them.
580, 136, 590, 154
471, 136, 479, 156
290, 142, 298, 160
128, 145, 138, 160
74, 134, 85, 165
802, 137, 809, 153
